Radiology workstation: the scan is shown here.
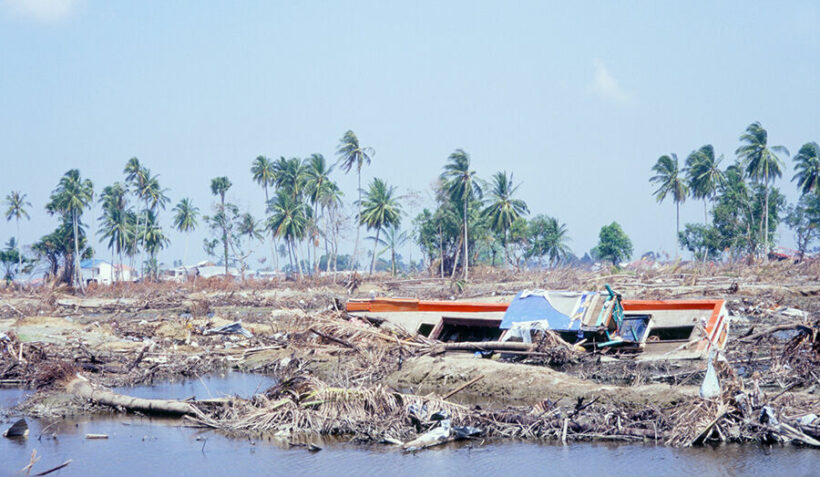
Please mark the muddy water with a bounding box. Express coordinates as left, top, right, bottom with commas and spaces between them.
1, 377, 817, 477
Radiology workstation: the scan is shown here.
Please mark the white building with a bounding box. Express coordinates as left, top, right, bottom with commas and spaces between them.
80, 259, 136, 285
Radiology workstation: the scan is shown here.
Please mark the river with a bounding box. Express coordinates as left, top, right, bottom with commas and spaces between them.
1, 375, 816, 477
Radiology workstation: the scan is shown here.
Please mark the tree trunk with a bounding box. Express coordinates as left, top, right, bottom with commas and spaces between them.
220, 195, 229, 276
438, 225, 444, 278
451, 233, 463, 279
463, 199, 469, 281
352, 171, 361, 270
16, 218, 21, 283
140, 208, 148, 280
67, 376, 198, 416
369, 227, 380, 275
73, 210, 85, 293
704, 199, 708, 225
764, 169, 770, 260
675, 201, 680, 257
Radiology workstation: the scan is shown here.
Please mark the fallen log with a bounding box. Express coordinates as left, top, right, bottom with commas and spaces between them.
739, 324, 810, 343
66, 375, 199, 416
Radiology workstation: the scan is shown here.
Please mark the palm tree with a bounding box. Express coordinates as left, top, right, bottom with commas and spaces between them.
736, 122, 789, 256
123, 158, 148, 270
266, 190, 308, 274
379, 224, 409, 276
318, 183, 344, 272
251, 155, 278, 270
650, 153, 689, 252
4, 191, 31, 281
482, 171, 529, 266
305, 153, 336, 273
336, 130, 374, 270
359, 178, 402, 275
792, 142, 820, 195
142, 209, 169, 281
685, 145, 725, 224
210, 176, 233, 275
172, 198, 199, 274
98, 183, 130, 282
46, 170, 94, 291
542, 216, 572, 267
135, 171, 169, 279
441, 149, 482, 280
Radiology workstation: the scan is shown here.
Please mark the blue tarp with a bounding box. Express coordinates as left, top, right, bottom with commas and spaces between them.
500, 291, 582, 331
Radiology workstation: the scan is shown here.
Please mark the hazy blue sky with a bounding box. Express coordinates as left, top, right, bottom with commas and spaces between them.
1, 0, 818, 269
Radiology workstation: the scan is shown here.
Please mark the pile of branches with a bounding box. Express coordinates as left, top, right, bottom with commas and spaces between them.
665, 358, 819, 447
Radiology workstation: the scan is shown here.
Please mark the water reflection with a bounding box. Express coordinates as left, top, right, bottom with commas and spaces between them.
1, 377, 817, 477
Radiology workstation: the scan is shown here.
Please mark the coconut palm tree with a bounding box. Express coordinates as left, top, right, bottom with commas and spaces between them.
266, 190, 309, 274
685, 145, 725, 224
210, 176, 233, 275
134, 171, 169, 279
482, 171, 529, 265
123, 158, 147, 267
441, 149, 482, 280
792, 142, 820, 196
736, 122, 789, 255
305, 153, 337, 273
46, 169, 94, 291
142, 209, 169, 281
359, 178, 402, 275
336, 130, 374, 270
251, 155, 278, 270
172, 198, 199, 273
650, 153, 689, 252
4, 191, 31, 281
318, 183, 344, 272
542, 216, 572, 267
98, 183, 130, 282
378, 224, 409, 276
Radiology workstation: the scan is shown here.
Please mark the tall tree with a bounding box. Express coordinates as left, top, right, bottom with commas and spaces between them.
266, 190, 309, 275
685, 145, 725, 224
46, 170, 94, 291
123, 158, 148, 271
650, 153, 689, 252
135, 172, 169, 278
172, 198, 199, 273
441, 149, 482, 280
359, 178, 402, 275
482, 171, 529, 265
736, 122, 789, 256
527, 215, 572, 267
379, 224, 409, 276
305, 153, 336, 274
4, 191, 31, 282
210, 176, 233, 276
251, 155, 278, 270
97, 183, 131, 282
336, 130, 374, 270
792, 141, 820, 196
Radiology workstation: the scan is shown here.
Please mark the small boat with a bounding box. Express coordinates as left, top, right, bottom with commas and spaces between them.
347, 286, 729, 360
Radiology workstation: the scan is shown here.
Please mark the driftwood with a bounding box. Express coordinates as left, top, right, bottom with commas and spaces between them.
66, 375, 199, 416
442, 375, 484, 400
739, 323, 810, 343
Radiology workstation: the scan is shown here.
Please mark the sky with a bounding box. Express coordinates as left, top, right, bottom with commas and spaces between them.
1, 0, 818, 271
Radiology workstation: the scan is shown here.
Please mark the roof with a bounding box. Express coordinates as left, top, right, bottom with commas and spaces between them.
80, 259, 110, 268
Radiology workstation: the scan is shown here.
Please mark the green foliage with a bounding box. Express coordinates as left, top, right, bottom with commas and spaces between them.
785, 193, 820, 258
591, 222, 633, 265
678, 223, 722, 261
792, 142, 820, 195
526, 214, 572, 267
359, 177, 402, 274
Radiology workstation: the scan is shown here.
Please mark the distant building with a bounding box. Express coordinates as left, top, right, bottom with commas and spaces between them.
80, 259, 136, 285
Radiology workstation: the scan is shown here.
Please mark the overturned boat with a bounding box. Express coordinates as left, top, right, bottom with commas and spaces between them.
347, 286, 729, 360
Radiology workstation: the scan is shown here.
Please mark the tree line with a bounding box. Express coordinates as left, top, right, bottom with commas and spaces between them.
650, 122, 820, 261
